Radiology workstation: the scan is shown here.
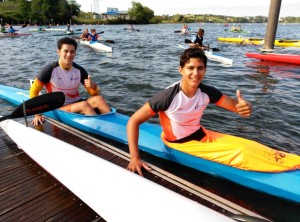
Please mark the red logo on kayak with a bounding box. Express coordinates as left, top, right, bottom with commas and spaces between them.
273, 151, 286, 162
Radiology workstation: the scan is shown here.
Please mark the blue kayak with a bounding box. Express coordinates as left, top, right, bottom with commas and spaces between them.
1, 84, 300, 204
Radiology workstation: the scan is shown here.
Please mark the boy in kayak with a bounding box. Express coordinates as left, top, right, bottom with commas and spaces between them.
29, 37, 110, 126
88, 28, 101, 41
127, 48, 252, 176
79, 28, 90, 41
0, 23, 5, 33
181, 24, 190, 35
190, 28, 208, 50
65, 23, 73, 33
7, 24, 16, 35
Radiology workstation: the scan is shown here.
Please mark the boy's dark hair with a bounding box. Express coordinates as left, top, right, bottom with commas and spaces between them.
180, 48, 207, 68
57, 37, 77, 51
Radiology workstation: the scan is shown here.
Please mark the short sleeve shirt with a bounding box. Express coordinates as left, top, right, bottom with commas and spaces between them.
36, 61, 88, 105
148, 81, 223, 141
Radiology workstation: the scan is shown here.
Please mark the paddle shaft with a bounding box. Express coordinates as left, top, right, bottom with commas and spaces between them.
15, 24, 27, 32
0, 92, 65, 122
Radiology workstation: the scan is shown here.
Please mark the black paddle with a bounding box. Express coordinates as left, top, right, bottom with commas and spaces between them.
184, 39, 220, 52
0, 92, 65, 122
99, 39, 115, 44
123, 28, 140, 32
15, 23, 27, 32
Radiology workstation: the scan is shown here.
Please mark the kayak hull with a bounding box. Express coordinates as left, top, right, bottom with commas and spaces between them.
246, 52, 300, 65
0, 84, 300, 203
178, 44, 233, 65
79, 40, 112, 52
218, 37, 300, 47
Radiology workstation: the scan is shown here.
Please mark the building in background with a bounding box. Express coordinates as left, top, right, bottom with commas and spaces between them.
101, 7, 129, 20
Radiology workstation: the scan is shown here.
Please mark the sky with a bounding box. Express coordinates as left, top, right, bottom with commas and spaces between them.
75, 0, 299, 17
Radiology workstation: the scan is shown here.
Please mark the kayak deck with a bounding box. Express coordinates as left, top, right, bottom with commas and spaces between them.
246, 52, 300, 65
218, 37, 300, 47
79, 40, 112, 52
246, 47, 300, 65
178, 44, 233, 65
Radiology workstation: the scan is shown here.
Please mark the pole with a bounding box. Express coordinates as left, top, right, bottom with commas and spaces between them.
262, 0, 282, 51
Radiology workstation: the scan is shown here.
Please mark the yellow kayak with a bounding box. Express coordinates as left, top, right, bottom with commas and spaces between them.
217, 37, 264, 45
217, 37, 300, 47
275, 39, 300, 47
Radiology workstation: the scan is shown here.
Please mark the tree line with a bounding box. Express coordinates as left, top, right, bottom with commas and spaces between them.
0, 0, 80, 25
1, 0, 299, 26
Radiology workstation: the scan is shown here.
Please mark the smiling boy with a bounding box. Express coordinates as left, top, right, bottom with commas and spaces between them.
126, 48, 252, 176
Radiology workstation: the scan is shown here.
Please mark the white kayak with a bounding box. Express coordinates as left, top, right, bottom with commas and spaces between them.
79, 40, 112, 52
28, 28, 66, 32
179, 44, 233, 65
0, 118, 234, 222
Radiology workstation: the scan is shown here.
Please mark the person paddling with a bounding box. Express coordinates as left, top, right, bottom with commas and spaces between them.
79, 28, 90, 41
65, 23, 73, 33
7, 24, 16, 35
0, 23, 5, 33
88, 28, 101, 41
190, 28, 208, 50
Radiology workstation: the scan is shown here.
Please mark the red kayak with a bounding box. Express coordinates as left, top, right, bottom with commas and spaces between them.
246, 48, 300, 65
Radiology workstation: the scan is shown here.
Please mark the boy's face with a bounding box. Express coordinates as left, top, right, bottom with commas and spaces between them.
57, 44, 76, 67
179, 58, 206, 88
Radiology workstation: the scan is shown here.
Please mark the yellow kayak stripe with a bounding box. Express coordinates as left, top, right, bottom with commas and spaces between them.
162, 129, 300, 172
217, 37, 300, 47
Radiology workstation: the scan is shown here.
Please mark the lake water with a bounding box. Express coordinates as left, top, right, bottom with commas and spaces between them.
1, 23, 300, 221
1, 23, 299, 153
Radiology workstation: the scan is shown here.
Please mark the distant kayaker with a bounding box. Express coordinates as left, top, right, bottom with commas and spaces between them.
29, 37, 110, 126
0, 23, 5, 33
181, 24, 190, 35
65, 23, 73, 33
38, 23, 45, 32
231, 24, 242, 32
88, 28, 101, 41
191, 28, 208, 50
79, 28, 90, 41
128, 25, 134, 30
126, 48, 252, 176
7, 24, 16, 35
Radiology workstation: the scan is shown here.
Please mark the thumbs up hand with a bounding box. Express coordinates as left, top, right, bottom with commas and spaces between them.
84, 74, 96, 89
235, 90, 252, 117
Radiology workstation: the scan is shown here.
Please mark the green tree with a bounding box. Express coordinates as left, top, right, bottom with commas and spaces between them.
68, 0, 81, 17
173, 14, 185, 23
128, 1, 154, 24
30, 0, 49, 24
17, 0, 30, 22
